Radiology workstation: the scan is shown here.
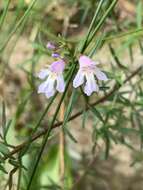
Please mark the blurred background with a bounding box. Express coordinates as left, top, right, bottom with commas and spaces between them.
0, 0, 143, 189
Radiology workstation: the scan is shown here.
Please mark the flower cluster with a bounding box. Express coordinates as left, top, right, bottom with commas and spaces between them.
37, 42, 65, 98
37, 42, 108, 98
47, 42, 60, 58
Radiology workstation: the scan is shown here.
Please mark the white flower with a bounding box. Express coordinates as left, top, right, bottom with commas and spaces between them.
37, 60, 65, 98
73, 55, 108, 96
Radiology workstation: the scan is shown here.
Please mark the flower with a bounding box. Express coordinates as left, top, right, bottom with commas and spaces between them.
51, 52, 60, 58
73, 55, 108, 96
46, 42, 56, 50
37, 60, 65, 98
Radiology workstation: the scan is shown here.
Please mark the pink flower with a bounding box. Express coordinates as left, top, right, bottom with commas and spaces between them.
46, 42, 56, 50
73, 55, 108, 96
37, 60, 65, 98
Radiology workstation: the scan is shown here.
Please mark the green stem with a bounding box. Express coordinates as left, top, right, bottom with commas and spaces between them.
26, 64, 76, 190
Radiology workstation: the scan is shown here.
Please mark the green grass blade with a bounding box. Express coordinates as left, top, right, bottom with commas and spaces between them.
109, 44, 127, 70
90, 106, 104, 124
86, 0, 118, 48
136, 1, 143, 28
0, 0, 37, 52
80, 0, 105, 53
62, 89, 78, 129
0, 0, 11, 30
89, 32, 105, 57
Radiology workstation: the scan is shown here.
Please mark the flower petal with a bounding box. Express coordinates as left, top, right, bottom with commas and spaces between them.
94, 67, 108, 81
84, 73, 99, 96
38, 74, 56, 99
73, 70, 84, 88
44, 76, 55, 92
91, 61, 100, 65
45, 88, 56, 98
84, 83, 92, 96
50, 60, 65, 73
38, 80, 48, 93
56, 74, 65, 92
37, 69, 50, 79
79, 55, 92, 67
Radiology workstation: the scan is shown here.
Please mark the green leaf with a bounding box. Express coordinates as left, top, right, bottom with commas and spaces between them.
9, 159, 27, 170
116, 127, 139, 135
62, 90, 78, 129
89, 32, 106, 57
64, 127, 77, 143
109, 44, 127, 70
104, 134, 110, 159
136, 1, 143, 28
108, 71, 124, 85
1, 100, 6, 137
15, 93, 31, 120
90, 106, 104, 123
0, 164, 8, 174
0, 142, 10, 156
82, 110, 88, 129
